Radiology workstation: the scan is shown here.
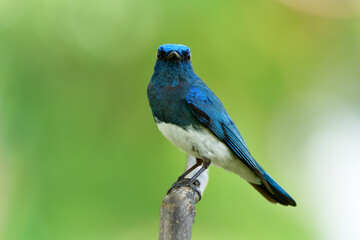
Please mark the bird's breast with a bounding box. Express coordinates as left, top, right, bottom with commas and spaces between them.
155, 119, 261, 184
156, 120, 234, 162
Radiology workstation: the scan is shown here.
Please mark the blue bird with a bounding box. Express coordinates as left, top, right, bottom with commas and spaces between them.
147, 44, 296, 206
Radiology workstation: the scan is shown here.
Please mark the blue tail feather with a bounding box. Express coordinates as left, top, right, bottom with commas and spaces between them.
250, 171, 296, 206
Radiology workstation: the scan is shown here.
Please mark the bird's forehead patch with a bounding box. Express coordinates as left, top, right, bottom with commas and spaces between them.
158, 44, 190, 55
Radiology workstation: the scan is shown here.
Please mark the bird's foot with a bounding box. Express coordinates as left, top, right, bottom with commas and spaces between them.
167, 178, 202, 202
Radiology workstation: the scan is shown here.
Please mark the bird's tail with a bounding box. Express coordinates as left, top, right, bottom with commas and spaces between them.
249, 172, 296, 206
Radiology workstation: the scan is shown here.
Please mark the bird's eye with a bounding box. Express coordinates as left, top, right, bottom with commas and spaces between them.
157, 51, 162, 59
185, 52, 191, 61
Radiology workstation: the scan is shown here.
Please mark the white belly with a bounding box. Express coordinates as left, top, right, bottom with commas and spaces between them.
156, 121, 261, 184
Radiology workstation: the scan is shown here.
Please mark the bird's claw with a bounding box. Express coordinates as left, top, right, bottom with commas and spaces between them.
167, 178, 202, 202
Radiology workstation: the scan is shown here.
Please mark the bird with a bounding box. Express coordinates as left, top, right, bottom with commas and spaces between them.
147, 44, 296, 206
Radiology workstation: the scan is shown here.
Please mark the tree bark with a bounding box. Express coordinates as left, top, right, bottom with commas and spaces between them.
159, 156, 209, 240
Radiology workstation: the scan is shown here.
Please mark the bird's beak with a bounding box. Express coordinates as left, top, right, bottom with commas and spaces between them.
166, 51, 182, 60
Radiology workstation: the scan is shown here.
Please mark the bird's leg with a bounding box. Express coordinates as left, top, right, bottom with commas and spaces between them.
185, 158, 211, 183
167, 158, 211, 202
176, 158, 203, 181
167, 157, 203, 195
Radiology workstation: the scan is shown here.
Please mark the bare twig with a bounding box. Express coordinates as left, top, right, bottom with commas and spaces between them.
159, 156, 209, 240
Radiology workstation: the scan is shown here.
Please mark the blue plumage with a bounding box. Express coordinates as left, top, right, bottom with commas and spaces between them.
158, 44, 190, 56
147, 44, 296, 206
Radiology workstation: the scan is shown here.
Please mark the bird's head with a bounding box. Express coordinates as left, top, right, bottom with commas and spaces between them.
156, 44, 191, 62
151, 44, 196, 85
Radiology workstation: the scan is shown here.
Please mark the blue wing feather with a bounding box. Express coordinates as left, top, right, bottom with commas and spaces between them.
185, 85, 273, 192
186, 84, 298, 206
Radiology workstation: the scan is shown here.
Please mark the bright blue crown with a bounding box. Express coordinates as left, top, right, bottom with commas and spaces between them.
158, 44, 190, 55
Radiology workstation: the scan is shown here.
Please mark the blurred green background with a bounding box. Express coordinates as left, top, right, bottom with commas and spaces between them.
1, 0, 360, 239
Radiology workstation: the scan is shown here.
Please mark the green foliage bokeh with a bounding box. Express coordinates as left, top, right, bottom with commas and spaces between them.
1, 0, 359, 239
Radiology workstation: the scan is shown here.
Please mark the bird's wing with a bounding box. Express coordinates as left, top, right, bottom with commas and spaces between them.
186, 85, 272, 192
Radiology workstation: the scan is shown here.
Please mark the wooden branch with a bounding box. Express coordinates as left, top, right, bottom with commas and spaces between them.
159, 156, 209, 240
159, 187, 197, 240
